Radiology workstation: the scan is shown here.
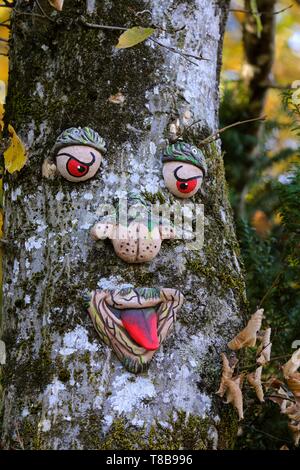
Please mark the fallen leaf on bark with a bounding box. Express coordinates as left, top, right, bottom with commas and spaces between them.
216, 352, 237, 398
4, 124, 27, 174
228, 309, 264, 350
248, 366, 264, 402
49, 0, 64, 11
283, 348, 300, 379
257, 327, 272, 365
224, 375, 244, 420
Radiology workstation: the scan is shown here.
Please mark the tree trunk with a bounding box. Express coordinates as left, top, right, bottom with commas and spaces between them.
0, 0, 246, 450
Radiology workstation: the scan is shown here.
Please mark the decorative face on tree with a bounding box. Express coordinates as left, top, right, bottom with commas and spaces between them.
90, 193, 176, 263
162, 142, 207, 198
53, 127, 106, 182
85, 287, 184, 373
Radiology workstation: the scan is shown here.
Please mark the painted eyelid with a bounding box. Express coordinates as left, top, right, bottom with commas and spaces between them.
174, 166, 202, 182
56, 151, 96, 166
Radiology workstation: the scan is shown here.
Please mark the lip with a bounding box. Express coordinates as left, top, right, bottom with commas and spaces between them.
86, 287, 184, 373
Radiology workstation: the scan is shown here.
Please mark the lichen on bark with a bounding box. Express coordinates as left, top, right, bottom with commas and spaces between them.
0, 0, 245, 449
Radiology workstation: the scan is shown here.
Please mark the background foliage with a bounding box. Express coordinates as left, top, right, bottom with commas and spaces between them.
221, 0, 300, 449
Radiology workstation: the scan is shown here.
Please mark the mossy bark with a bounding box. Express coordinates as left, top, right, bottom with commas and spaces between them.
0, 0, 245, 449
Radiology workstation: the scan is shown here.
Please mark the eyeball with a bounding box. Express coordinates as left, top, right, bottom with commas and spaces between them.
162, 161, 203, 198
55, 145, 103, 182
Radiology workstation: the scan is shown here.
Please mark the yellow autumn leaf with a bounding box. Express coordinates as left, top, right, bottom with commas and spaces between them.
48, 0, 64, 11
116, 27, 155, 49
4, 125, 27, 174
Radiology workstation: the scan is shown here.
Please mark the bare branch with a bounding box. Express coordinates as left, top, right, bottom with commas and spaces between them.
35, 0, 55, 22
79, 18, 126, 31
229, 4, 293, 16
192, 115, 266, 146
79, 19, 208, 66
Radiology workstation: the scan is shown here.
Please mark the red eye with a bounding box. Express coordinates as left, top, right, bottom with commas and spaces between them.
66, 158, 89, 178
176, 179, 198, 193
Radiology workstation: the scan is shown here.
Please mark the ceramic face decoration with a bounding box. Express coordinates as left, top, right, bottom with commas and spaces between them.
53, 127, 106, 182
90, 193, 176, 263
85, 287, 184, 373
162, 141, 207, 198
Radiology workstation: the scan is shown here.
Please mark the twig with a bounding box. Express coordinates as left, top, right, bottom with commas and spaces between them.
80, 19, 207, 66
79, 19, 126, 31
149, 37, 199, 66
150, 37, 208, 63
240, 354, 292, 371
14, 10, 50, 21
265, 394, 296, 403
35, 0, 54, 22
195, 115, 266, 146
258, 271, 282, 307
243, 424, 293, 443
256, 340, 272, 359
229, 5, 292, 16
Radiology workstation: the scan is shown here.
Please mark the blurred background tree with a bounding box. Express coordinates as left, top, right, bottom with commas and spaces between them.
221, 0, 300, 449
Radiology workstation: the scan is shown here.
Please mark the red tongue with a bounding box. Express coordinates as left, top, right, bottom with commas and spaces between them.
120, 307, 159, 350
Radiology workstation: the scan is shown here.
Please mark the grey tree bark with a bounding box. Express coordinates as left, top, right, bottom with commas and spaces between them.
0, 0, 246, 449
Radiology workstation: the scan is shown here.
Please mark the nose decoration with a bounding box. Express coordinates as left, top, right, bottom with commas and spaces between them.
85, 287, 184, 373
90, 193, 176, 264
162, 141, 207, 198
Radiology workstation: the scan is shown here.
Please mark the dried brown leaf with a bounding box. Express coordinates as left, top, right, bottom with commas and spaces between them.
286, 372, 300, 400
49, 0, 64, 11
284, 403, 300, 421
283, 348, 300, 379
288, 422, 300, 446
224, 376, 244, 420
228, 309, 264, 350
108, 92, 126, 104
264, 376, 284, 392
248, 366, 264, 402
268, 386, 290, 412
216, 353, 237, 398
257, 327, 272, 365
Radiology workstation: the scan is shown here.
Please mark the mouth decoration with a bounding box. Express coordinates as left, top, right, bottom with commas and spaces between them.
85, 287, 184, 373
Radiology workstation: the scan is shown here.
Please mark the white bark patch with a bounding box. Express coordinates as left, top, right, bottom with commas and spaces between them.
11, 187, 22, 201
108, 373, 156, 414
97, 276, 133, 291
44, 379, 66, 410
59, 326, 98, 356
86, 0, 96, 14
0, 340, 6, 365
24, 236, 45, 251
